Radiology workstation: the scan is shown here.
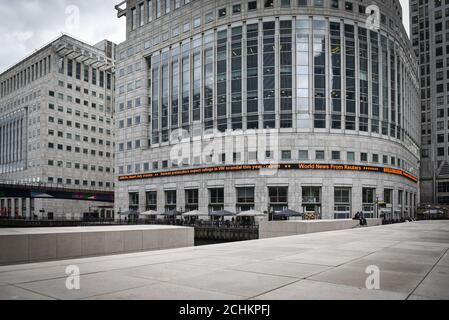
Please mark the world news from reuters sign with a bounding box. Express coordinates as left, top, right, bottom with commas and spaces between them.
118, 163, 418, 183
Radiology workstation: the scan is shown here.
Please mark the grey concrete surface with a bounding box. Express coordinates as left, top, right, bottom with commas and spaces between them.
0, 225, 194, 265
0, 221, 448, 300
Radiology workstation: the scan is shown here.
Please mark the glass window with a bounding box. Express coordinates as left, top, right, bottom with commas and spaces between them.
299, 150, 309, 161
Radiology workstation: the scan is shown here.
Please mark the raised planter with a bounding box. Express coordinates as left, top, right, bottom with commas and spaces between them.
0, 225, 194, 265
259, 219, 382, 239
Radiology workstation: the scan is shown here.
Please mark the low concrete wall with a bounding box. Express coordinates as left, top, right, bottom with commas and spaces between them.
259, 219, 382, 239
0, 225, 194, 265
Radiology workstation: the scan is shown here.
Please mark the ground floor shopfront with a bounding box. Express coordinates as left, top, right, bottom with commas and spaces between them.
116, 166, 418, 220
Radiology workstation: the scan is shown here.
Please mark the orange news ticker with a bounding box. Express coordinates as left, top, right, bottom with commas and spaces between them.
118, 163, 418, 183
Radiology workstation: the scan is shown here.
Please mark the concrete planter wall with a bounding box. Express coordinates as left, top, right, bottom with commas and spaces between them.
259, 219, 382, 239
0, 225, 194, 265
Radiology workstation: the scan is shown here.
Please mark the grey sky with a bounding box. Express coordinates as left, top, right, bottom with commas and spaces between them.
0, 0, 410, 74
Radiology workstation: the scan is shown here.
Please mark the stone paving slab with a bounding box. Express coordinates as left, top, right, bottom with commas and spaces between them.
0, 221, 448, 300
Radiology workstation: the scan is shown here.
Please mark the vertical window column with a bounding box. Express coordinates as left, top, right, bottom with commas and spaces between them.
171, 46, 180, 132
0, 121, 4, 167
359, 27, 369, 132
295, 18, 311, 129
181, 42, 190, 132
216, 30, 228, 132
204, 33, 215, 131
263, 21, 276, 128
280, 20, 293, 128
330, 21, 342, 129
152, 53, 160, 144
313, 19, 327, 129
344, 24, 356, 131
161, 51, 169, 142
397, 58, 402, 140
390, 40, 396, 138
192, 38, 202, 126
246, 23, 259, 129
371, 30, 380, 133
381, 35, 389, 135
231, 26, 243, 130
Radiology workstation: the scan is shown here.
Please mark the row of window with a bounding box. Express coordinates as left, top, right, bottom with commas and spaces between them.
47, 116, 112, 136
48, 129, 111, 146
129, 0, 397, 35
0, 89, 40, 116
47, 143, 112, 158
118, 98, 142, 112
49, 90, 113, 114
47, 177, 112, 188
0, 55, 51, 98
57, 56, 112, 90
118, 150, 407, 174
48, 104, 112, 128
47, 160, 112, 173
129, 185, 416, 218
142, 18, 418, 146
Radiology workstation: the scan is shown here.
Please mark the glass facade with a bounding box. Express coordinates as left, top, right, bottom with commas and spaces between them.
146, 17, 418, 148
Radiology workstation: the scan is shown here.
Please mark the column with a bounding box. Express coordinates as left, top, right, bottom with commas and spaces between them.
0, 121, 3, 166
138, 190, 146, 214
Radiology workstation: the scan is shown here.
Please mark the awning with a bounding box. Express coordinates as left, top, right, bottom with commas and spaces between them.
273, 209, 303, 217
236, 210, 266, 217
182, 210, 208, 217
209, 210, 235, 217
161, 209, 181, 216
139, 210, 159, 216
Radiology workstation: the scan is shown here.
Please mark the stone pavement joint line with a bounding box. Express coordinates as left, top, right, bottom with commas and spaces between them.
0, 221, 448, 300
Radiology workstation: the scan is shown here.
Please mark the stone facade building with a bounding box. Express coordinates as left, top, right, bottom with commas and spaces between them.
410, 0, 449, 205
0, 35, 116, 220
114, 0, 420, 219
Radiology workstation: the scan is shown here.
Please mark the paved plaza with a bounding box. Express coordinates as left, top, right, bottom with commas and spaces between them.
0, 221, 448, 300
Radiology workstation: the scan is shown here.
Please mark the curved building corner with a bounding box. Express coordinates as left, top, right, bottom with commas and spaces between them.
114, 0, 420, 220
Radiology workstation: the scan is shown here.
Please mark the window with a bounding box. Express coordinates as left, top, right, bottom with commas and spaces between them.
165, 190, 176, 212
264, 0, 274, 8
129, 192, 139, 211
299, 150, 309, 161
362, 188, 376, 218
334, 187, 351, 219
347, 152, 355, 161
218, 7, 226, 18
193, 17, 201, 28
139, 3, 144, 26
209, 188, 224, 212
269, 187, 288, 212
282, 150, 292, 161
236, 187, 255, 212
148, 0, 153, 22
185, 189, 199, 211
361, 153, 368, 162
332, 151, 341, 160
232, 4, 241, 14
281, 0, 291, 7
248, 1, 257, 10
315, 150, 325, 160
131, 7, 138, 30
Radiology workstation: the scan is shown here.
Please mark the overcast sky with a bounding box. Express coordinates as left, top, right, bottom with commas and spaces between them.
0, 0, 410, 74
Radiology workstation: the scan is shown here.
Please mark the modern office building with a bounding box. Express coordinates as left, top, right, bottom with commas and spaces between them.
0, 35, 116, 220
410, 0, 449, 205
115, 0, 420, 220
